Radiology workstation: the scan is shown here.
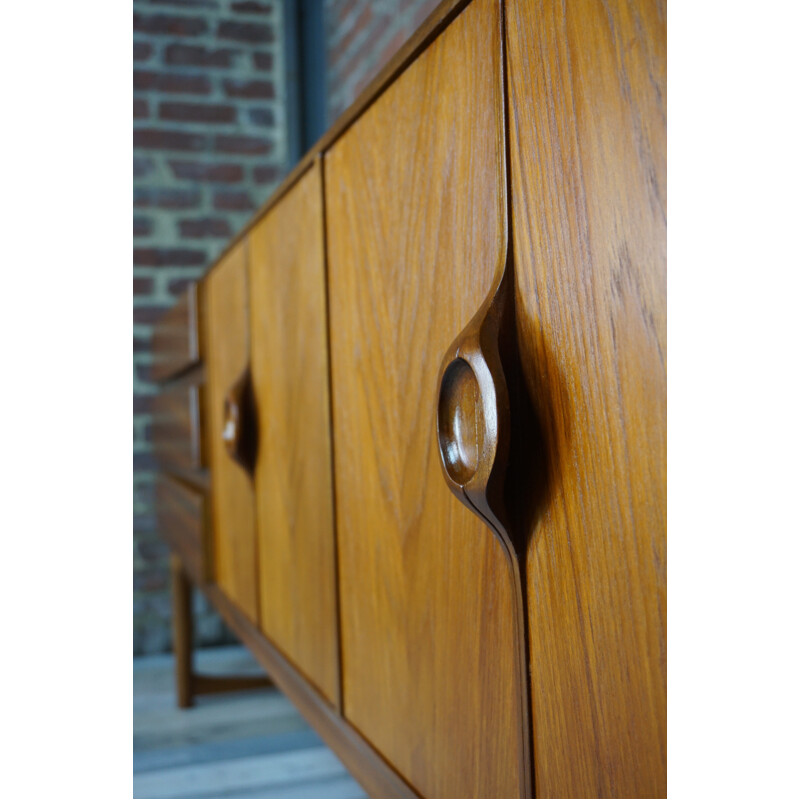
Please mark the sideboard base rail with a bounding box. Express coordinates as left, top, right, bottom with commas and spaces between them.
177, 558, 419, 799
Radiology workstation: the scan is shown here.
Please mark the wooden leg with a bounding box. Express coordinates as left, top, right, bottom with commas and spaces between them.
170, 554, 194, 709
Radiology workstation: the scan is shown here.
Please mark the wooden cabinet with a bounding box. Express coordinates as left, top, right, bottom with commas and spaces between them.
325, 0, 528, 796
202, 240, 260, 623
248, 160, 340, 708
152, 0, 666, 796
150, 282, 200, 382
151, 280, 210, 593
155, 475, 208, 587
152, 383, 202, 475
506, 0, 666, 795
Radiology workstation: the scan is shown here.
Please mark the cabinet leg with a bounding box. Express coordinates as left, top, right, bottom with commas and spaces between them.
170, 554, 194, 709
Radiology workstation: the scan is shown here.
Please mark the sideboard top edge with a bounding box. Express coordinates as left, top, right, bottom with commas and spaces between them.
199, 0, 474, 286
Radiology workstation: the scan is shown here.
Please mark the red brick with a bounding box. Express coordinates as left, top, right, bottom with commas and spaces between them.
333, 0, 359, 26
133, 218, 154, 238
253, 164, 281, 184
222, 78, 274, 99
350, 29, 407, 101
134, 128, 207, 151
334, 26, 391, 100
133, 248, 207, 267
159, 101, 236, 123
217, 19, 274, 44
133, 276, 155, 294
133, 98, 149, 119
252, 51, 274, 70
411, 0, 442, 31
134, 569, 168, 592
169, 161, 244, 183
373, 27, 410, 76
133, 338, 150, 356
163, 43, 235, 68
134, 70, 211, 94
133, 13, 208, 37
133, 394, 153, 413
135, 416, 153, 438
134, 306, 169, 324
213, 190, 255, 211
132, 514, 159, 539
133, 41, 153, 61
331, 4, 372, 65
231, 1, 272, 13
133, 364, 155, 383
168, 277, 199, 295
134, 187, 202, 209
136, 536, 169, 574
178, 217, 233, 238
214, 133, 272, 155
134, 449, 159, 471
133, 156, 156, 177
247, 107, 274, 126
137, 538, 169, 562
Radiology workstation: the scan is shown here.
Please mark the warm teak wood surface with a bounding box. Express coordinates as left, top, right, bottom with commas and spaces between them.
151, 282, 200, 383
202, 240, 260, 623
152, 382, 202, 474
325, 0, 528, 796
506, 0, 667, 796
157, 476, 208, 587
248, 160, 340, 708
153, 0, 668, 794
201, 582, 419, 799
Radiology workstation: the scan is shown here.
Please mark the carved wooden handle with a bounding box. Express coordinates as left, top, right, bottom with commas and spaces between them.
222, 366, 257, 478
437, 266, 535, 797
436, 270, 512, 538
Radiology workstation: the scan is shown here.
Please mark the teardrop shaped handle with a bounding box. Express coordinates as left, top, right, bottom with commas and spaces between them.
436, 270, 512, 538
222, 366, 257, 478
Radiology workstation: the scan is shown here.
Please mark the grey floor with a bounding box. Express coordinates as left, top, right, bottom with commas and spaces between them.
133, 645, 368, 799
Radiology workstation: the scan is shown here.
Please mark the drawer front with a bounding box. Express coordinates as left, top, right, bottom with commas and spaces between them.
152, 383, 202, 474
152, 283, 200, 383
325, 0, 527, 796
202, 240, 260, 623
155, 475, 208, 586
248, 161, 339, 707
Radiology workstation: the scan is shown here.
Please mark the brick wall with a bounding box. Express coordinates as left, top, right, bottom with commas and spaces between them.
133, 0, 290, 655
323, 0, 442, 123
134, 0, 445, 656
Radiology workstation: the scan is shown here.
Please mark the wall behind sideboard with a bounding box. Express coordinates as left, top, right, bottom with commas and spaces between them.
134, 0, 445, 655
323, 0, 441, 123
133, 0, 291, 655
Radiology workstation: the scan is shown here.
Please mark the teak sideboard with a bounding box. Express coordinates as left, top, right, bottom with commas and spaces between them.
151, 0, 666, 797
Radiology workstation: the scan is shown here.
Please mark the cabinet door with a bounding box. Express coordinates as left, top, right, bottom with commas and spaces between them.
248, 161, 339, 707
203, 240, 259, 622
325, 0, 527, 796
506, 0, 667, 796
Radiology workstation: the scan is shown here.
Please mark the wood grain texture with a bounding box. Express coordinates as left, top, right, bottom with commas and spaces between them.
248, 160, 340, 708
152, 382, 203, 474
157, 475, 208, 587
197, 1, 475, 291
325, 1, 528, 796
505, 0, 667, 796
201, 583, 419, 800
152, 283, 201, 383
203, 240, 260, 623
